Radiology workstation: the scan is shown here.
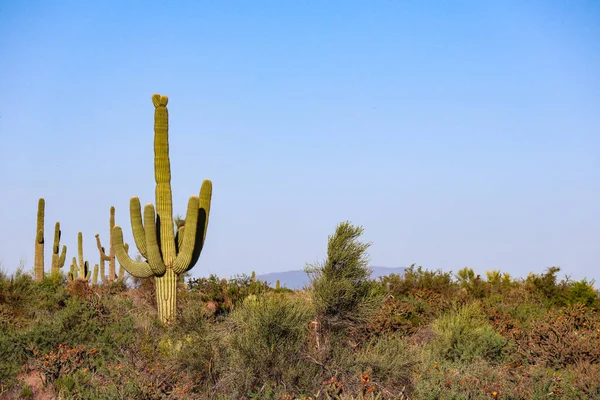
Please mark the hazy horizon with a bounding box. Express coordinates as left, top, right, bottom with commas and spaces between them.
1, 1, 599, 284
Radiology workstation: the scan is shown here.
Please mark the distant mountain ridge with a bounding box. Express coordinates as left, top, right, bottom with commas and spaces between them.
257, 266, 405, 290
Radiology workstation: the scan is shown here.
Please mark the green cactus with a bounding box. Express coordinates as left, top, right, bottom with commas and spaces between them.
34, 198, 45, 282
51, 222, 67, 275
96, 207, 130, 284
71, 232, 91, 281
113, 94, 212, 324
68, 262, 77, 281
92, 264, 99, 285
95, 206, 116, 283
275, 279, 280, 290
251, 271, 256, 283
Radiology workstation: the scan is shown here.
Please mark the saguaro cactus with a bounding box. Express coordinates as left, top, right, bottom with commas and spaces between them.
34, 198, 45, 281
69, 232, 91, 281
113, 94, 212, 324
95, 206, 117, 283
51, 222, 67, 274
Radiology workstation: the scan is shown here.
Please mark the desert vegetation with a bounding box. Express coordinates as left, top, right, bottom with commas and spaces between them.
2, 227, 600, 399
1, 94, 599, 399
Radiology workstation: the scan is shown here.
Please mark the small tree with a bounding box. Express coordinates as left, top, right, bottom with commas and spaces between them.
306, 221, 384, 338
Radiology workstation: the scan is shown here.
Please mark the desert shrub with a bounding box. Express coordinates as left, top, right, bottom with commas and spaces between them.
0, 324, 23, 391
455, 267, 486, 299
306, 221, 384, 338
226, 293, 318, 396
412, 358, 579, 400
333, 335, 416, 398
187, 273, 270, 316
429, 301, 507, 363
510, 303, 600, 368
367, 289, 451, 339
565, 279, 599, 309
382, 265, 455, 297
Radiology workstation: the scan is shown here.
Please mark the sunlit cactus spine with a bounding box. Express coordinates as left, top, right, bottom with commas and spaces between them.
71, 232, 91, 281
34, 198, 45, 282
113, 94, 212, 324
51, 222, 67, 275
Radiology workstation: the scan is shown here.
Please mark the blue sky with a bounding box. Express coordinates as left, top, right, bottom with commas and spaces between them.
0, 0, 598, 284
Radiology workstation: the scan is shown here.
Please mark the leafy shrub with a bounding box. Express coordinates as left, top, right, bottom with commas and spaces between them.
226, 293, 318, 396
566, 279, 599, 309
429, 302, 507, 363
382, 264, 454, 297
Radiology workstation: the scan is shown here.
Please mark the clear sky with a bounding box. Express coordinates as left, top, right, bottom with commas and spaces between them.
0, 1, 598, 284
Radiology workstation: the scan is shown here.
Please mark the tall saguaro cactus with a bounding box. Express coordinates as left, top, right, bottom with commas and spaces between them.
34, 198, 45, 282
51, 222, 67, 274
113, 94, 212, 324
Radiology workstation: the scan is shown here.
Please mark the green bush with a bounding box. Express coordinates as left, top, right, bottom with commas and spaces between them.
429, 301, 507, 363
227, 293, 318, 396
306, 221, 384, 337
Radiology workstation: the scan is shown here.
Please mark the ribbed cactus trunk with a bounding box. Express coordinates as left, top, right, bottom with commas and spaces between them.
156, 269, 177, 323
154, 97, 178, 323
34, 198, 45, 282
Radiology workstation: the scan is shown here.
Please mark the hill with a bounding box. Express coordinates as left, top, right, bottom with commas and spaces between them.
257, 266, 406, 289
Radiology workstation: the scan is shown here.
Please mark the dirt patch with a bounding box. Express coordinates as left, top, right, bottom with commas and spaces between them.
12, 371, 55, 400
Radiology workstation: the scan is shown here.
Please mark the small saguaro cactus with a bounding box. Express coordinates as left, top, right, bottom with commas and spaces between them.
96, 206, 121, 282
113, 94, 212, 324
69, 232, 91, 281
51, 222, 67, 275
34, 198, 45, 282
275, 280, 281, 290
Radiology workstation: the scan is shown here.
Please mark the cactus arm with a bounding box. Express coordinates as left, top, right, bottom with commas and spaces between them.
176, 226, 184, 253
92, 264, 98, 285
83, 261, 91, 280
173, 196, 200, 274
199, 180, 212, 245
58, 245, 67, 268
130, 197, 148, 258
113, 226, 155, 278
118, 243, 129, 281
95, 234, 111, 261
143, 203, 166, 276
189, 180, 213, 270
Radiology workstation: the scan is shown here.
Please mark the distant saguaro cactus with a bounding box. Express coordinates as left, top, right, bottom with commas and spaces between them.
69, 232, 91, 281
113, 94, 212, 324
34, 198, 45, 281
96, 206, 117, 282
51, 222, 67, 275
